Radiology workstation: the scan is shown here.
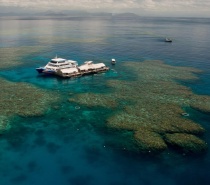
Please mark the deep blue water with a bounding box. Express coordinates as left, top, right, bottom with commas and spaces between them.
0, 16, 210, 185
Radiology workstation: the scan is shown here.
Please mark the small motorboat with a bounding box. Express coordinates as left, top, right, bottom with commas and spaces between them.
111, 59, 116, 65
165, 38, 172, 42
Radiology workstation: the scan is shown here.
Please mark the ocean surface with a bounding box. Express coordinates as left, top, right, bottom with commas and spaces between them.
0, 16, 210, 185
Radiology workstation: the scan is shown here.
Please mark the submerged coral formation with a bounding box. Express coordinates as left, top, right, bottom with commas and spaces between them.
134, 129, 167, 152
165, 133, 207, 153
69, 93, 117, 108
69, 60, 210, 154
0, 115, 11, 133
0, 46, 45, 69
0, 78, 59, 117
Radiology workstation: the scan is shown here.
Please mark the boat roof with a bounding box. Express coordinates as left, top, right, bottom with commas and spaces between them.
51, 58, 66, 63
79, 65, 91, 70
84, 61, 93, 64
79, 62, 106, 70
66, 60, 78, 64
61, 68, 78, 73
94, 63, 105, 68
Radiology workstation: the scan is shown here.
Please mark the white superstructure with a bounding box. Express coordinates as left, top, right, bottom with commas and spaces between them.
78, 61, 106, 73
57, 61, 109, 78
36, 56, 78, 74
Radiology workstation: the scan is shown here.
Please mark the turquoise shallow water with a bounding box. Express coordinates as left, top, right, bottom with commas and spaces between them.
0, 16, 210, 185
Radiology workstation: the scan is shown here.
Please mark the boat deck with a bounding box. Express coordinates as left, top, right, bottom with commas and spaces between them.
56, 67, 109, 78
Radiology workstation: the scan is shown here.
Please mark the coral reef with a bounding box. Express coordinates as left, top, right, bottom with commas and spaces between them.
165, 133, 207, 154
0, 46, 45, 69
190, 95, 210, 114
69, 93, 117, 108
69, 60, 210, 154
0, 78, 59, 117
134, 129, 167, 152
0, 115, 11, 133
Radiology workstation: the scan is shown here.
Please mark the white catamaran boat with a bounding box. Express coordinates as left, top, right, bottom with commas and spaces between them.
36, 56, 78, 75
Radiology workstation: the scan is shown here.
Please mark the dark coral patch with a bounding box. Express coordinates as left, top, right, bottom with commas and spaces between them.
165, 133, 207, 154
